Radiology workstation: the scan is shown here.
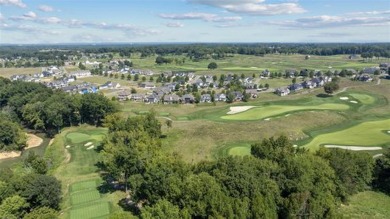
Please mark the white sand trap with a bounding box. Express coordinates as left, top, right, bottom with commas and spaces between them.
350, 101, 358, 104
373, 154, 383, 158
324, 145, 382, 151
0, 151, 22, 160
264, 118, 271, 121
227, 106, 255, 115
84, 142, 93, 147
293, 145, 298, 148
285, 114, 290, 117
387, 130, 390, 134
87, 145, 94, 150
339, 97, 349, 100
65, 145, 71, 148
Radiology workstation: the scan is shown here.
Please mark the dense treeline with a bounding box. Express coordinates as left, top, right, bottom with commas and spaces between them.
101, 113, 389, 218
0, 77, 117, 143
1, 43, 389, 62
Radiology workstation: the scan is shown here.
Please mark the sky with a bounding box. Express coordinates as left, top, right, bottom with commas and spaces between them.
0, 0, 389, 44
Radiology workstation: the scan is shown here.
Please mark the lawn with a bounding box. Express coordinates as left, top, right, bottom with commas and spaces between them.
214, 142, 252, 158
0, 67, 41, 78
69, 201, 111, 219
221, 103, 349, 121
301, 119, 390, 151
348, 93, 376, 105
70, 190, 101, 205
338, 191, 390, 219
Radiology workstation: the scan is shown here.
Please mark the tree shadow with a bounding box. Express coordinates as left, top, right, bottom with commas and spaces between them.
118, 198, 139, 214
316, 93, 332, 98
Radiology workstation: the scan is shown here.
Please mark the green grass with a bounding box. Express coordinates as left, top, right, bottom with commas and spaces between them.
0, 67, 42, 78
66, 133, 93, 144
229, 146, 251, 156
339, 191, 390, 219
349, 93, 376, 104
302, 119, 390, 150
221, 103, 349, 121
70, 180, 98, 193
69, 202, 110, 219
71, 190, 101, 205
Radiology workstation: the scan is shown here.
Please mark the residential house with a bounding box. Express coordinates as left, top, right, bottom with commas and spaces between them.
200, 94, 212, 103
245, 89, 259, 98
214, 93, 227, 102
289, 83, 304, 92
231, 91, 243, 101
262, 69, 271, 77
302, 80, 315, 89
182, 94, 195, 104
69, 70, 91, 78
139, 82, 156, 89
356, 74, 373, 82
311, 78, 325, 87
163, 94, 180, 104
117, 90, 132, 101
146, 94, 160, 104
100, 81, 120, 89
130, 94, 145, 102
275, 87, 290, 96
362, 67, 380, 74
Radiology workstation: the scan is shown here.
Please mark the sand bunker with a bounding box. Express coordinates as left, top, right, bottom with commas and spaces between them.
264, 118, 271, 121
87, 145, 95, 150
227, 106, 255, 115
0, 151, 22, 160
84, 142, 93, 147
339, 97, 349, 100
324, 145, 382, 151
285, 114, 290, 117
26, 134, 43, 149
350, 101, 358, 104
373, 154, 383, 158
65, 145, 71, 149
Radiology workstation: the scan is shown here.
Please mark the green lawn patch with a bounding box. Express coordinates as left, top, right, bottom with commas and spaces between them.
349, 93, 376, 104
69, 202, 110, 219
70, 180, 98, 193
214, 142, 252, 158
339, 191, 390, 219
71, 190, 101, 205
228, 146, 251, 156
302, 119, 390, 150
221, 103, 349, 121
66, 133, 92, 144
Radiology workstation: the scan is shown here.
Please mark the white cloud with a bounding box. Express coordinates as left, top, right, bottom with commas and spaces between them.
40, 17, 62, 24
347, 10, 390, 16
166, 22, 184, 28
270, 15, 390, 28
38, 5, 54, 12
0, 13, 4, 21
188, 0, 305, 15
1, 24, 61, 35
159, 12, 241, 22
9, 11, 37, 21
0, 0, 26, 8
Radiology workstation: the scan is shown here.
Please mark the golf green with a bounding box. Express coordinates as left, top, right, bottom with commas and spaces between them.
348, 93, 375, 104
67, 133, 91, 144
228, 146, 251, 156
221, 103, 349, 121
302, 119, 390, 150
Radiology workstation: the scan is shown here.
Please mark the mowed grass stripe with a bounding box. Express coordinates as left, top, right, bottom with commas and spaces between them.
71, 190, 101, 205
221, 103, 349, 121
302, 119, 390, 150
70, 202, 110, 219
70, 180, 98, 193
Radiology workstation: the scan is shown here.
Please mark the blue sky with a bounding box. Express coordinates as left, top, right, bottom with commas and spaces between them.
0, 0, 389, 44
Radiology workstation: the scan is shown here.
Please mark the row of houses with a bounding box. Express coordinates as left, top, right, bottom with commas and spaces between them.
275, 76, 332, 96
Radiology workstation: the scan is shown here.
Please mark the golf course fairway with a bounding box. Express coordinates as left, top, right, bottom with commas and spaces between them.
302, 119, 390, 151
221, 103, 349, 121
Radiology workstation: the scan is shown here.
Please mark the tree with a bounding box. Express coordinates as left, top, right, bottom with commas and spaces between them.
127, 74, 131, 81
80, 93, 118, 126
208, 62, 218, 70
0, 195, 28, 218
20, 174, 62, 210
324, 82, 339, 95
0, 119, 26, 151
23, 207, 58, 219
141, 199, 182, 219
24, 152, 48, 174
165, 119, 172, 129
373, 149, 390, 194
78, 62, 86, 70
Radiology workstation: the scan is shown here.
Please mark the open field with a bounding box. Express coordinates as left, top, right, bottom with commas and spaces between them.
130, 54, 386, 73
69, 201, 110, 219
0, 67, 41, 78
339, 191, 390, 219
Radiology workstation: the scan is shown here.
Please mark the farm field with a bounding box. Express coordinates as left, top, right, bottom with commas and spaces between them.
0, 67, 41, 78
45, 125, 128, 219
